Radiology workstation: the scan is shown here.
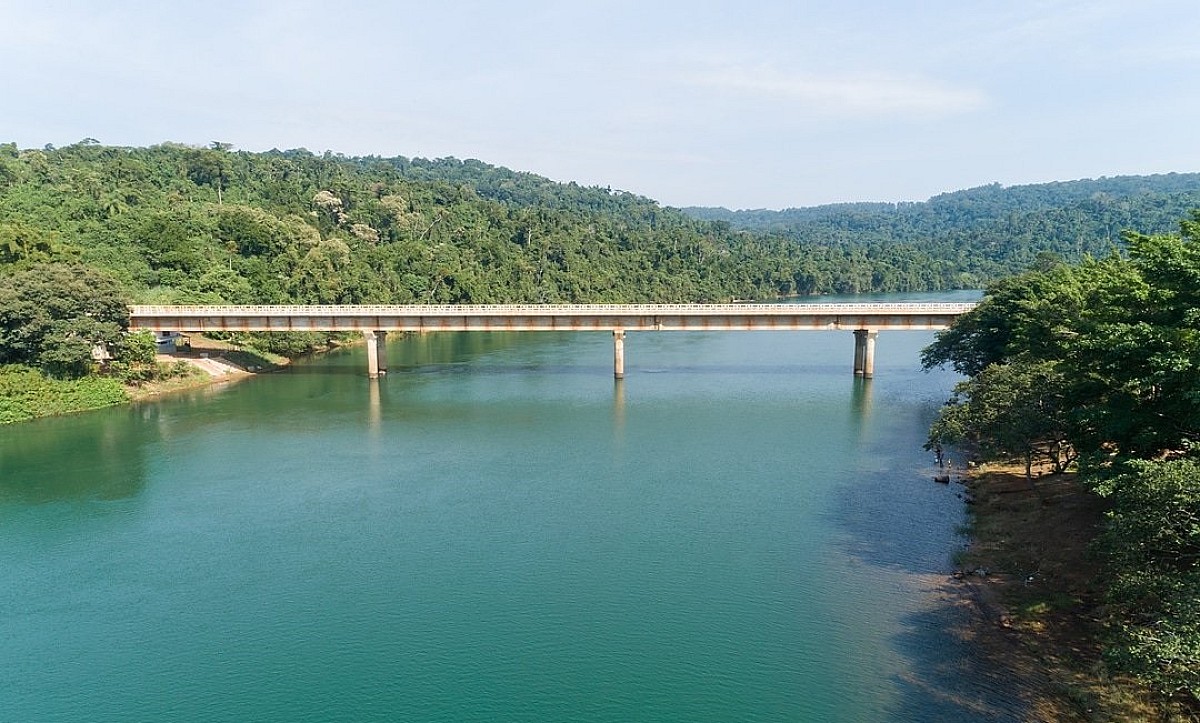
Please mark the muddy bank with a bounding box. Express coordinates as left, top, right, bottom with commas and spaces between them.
948, 466, 1179, 721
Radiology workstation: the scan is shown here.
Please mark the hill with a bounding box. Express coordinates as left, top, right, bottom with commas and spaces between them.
0, 140, 976, 303
4, 142, 1200, 306
682, 174, 1200, 278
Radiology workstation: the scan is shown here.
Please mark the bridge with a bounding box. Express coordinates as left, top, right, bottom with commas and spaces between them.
129, 303, 975, 379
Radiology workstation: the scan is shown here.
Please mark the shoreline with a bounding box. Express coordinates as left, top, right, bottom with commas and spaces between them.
128, 340, 291, 402
947, 465, 1177, 720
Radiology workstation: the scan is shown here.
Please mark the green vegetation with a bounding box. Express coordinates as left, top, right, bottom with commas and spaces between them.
6, 141, 1198, 309
924, 214, 1200, 711
0, 366, 128, 423
0, 263, 193, 421
3, 138, 1200, 428
1, 140, 934, 304
0, 263, 131, 377
685, 175, 1200, 284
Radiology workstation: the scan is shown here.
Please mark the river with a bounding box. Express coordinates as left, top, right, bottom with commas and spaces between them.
0, 292, 1021, 721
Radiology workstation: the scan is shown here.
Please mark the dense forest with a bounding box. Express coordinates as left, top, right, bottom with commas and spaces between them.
0, 140, 973, 307
685, 174, 1200, 280
7, 142, 1200, 312
922, 215, 1200, 712
2, 139, 1200, 423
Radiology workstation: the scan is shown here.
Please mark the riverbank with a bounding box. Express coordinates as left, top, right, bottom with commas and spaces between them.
952, 465, 1191, 721
128, 338, 289, 402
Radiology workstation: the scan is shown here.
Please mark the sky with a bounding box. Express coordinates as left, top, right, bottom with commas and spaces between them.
3, 1, 1199, 209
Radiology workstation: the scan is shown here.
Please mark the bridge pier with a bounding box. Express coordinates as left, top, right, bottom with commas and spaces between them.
853, 329, 878, 378
376, 331, 388, 375
364, 330, 380, 378
613, 330, 626, 379
362, 330, 389, 378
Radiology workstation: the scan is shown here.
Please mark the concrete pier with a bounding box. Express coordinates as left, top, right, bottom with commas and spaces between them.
376, 331, 388, 375
613, 330, 626, 379
364, 330, 380, 379
853, 329, 878, 378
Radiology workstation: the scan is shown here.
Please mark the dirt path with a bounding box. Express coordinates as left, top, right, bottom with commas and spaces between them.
158, 352, 247, 378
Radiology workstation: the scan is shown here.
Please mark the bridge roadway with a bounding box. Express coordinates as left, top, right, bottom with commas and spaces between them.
129, 303, 975, 379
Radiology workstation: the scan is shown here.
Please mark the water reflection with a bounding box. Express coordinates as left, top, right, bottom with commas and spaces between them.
368, 378, 382, 433
388, 331, 534, 369
0, 409, 148, 504
851, 376, 874, 417
612, 377, 626, 438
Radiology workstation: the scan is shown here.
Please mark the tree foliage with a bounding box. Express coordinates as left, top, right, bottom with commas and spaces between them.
2, 141, 945, 305
1096, 458, 1200, 702
687, 174, 1200, 284
928, 360, 1074, 479
923, 213, 1200, 702
4, 142, 1196, 311
0, 263, 130, 378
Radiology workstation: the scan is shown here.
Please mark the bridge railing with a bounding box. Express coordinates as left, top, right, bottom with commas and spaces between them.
130, 302, 978, 317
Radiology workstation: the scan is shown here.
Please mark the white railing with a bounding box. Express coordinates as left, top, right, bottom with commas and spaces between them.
130, 302, 977, 317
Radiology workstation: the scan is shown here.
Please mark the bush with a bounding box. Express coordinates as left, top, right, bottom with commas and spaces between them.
1097, 458, 1200, 700
0, 365, 128, 423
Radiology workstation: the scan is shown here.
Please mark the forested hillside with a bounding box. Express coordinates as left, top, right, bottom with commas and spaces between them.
6, 142, 1196, 307
0, 140, 975, 305
684, 174, 1200, 278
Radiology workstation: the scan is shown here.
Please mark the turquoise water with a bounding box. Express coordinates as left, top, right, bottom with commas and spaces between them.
0, 294, 1019, 721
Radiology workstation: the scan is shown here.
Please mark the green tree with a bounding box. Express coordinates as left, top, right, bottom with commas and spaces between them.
186, 148, 233, 204
927, 359, 1074, 479
0, 264, 130, 378
0, 221, 60, 264
1097, 458, 1200, 701
924, 213, 1200, 706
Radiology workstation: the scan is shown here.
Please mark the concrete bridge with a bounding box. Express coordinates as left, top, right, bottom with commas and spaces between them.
129, 303, 975, 379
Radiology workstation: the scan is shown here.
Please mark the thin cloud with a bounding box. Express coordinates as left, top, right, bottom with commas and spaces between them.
693, 65, 990, 117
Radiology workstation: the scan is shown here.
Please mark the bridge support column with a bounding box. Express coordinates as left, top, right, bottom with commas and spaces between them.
376, 331, 388, 375
364, 330, 380, 379
613, 330, 626, 379
853, 329, 878, 378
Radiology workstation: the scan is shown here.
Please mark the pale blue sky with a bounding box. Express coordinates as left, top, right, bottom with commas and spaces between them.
3, 1, 1199, 208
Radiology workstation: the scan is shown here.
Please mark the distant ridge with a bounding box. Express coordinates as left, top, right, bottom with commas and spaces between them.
682, 173, 1200, 223
3, 140, 1198, 302
680, 173, 1200, 278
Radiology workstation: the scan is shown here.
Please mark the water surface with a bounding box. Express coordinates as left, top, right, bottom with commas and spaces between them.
0, 292, 1020, 721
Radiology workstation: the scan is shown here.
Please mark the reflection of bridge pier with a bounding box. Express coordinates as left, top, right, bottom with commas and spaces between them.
368, 377, 381, 431
129, 302, 974, 379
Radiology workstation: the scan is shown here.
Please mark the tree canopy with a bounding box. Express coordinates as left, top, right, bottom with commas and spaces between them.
686, 174, 1200, 284
923, 213, 1200, 703
4, 142, 1198, 311
0, 263, 130, 378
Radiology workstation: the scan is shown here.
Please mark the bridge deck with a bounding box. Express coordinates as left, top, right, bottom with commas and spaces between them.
129, 303, 975, 333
